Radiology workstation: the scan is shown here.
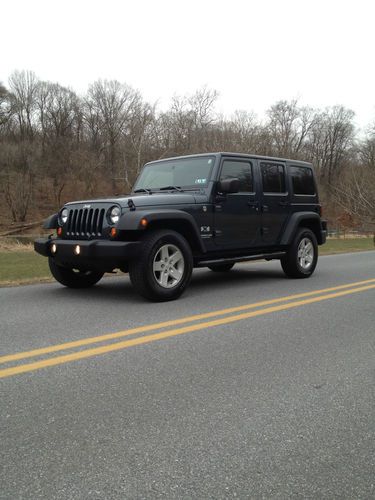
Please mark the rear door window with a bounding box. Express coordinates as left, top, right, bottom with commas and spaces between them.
261, 163, 286, 193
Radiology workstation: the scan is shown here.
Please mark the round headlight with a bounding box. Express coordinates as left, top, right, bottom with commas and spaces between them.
61, 208, 69, 224
109, 206, 121, 224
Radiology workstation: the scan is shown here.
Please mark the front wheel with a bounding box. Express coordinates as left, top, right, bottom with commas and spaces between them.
281, 228, 318, 279
48, 258, 104, 288
129, 230, 193, 301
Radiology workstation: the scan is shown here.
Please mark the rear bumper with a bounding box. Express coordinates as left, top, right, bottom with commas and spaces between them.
34, 238, 141, 262
320, 220, 328, 245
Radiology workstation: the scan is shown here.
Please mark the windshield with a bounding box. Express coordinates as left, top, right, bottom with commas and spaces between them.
133, 156, 215, 191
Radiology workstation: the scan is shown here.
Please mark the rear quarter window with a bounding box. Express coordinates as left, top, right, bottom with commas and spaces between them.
289, 166, 315, 195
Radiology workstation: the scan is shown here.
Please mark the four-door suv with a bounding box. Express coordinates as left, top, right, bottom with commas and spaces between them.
35, 153, 327, 301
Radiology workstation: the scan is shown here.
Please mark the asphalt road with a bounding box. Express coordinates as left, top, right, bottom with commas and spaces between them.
1, 251, 375, 499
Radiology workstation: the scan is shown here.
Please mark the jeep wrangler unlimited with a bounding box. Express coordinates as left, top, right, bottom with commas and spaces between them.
35, 153, 327, 301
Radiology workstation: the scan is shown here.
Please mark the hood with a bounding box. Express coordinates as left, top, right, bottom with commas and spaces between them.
65, 192, 203, 208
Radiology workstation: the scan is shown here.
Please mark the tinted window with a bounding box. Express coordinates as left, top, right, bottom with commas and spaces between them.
290, 166, 315, 195
261, 163, 286, 193
220, 160, 253, 192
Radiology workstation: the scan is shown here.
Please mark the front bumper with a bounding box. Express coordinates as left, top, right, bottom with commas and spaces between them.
34, 238, 141, 262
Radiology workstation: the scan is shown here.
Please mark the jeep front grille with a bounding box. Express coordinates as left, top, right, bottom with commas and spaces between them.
66, 208, 105, 237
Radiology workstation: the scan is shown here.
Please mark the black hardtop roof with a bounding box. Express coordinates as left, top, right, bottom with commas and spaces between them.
146, 152, 312, 167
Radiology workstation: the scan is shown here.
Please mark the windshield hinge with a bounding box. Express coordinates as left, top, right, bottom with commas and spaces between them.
128, 199, 136, 211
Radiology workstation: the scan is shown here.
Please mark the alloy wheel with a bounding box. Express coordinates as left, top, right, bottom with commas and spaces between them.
297, 237, 314, 270
153, 244, 185, 288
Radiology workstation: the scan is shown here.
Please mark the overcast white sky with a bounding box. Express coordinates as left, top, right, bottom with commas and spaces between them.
1, 0, 374, 129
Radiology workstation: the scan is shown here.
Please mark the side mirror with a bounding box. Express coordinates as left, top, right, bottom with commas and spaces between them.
218, 178, 240, 194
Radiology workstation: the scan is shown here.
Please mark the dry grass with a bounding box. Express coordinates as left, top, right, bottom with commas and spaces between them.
0, 239, 34, 252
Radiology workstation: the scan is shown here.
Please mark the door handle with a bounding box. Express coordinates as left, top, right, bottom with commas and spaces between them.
278, 201, 289, 207
247, 201, 259, 211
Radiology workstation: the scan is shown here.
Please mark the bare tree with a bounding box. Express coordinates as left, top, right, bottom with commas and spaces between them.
83, 80, 142, 189
188, 87, 218, 129
8, 70, 39, 140
333, 164, 375, 243
0, 142, 37, 222
0, 82, 12, 128
229, 110, 259, 152
169, 94, 195, 153
266, 100, 317, 157
305, 106, 355, 185
360, 124, 375, 170
155, 87, 218, 156
35, 81, 81, 206
126, 102, 155, 182
188, 87, 218, 151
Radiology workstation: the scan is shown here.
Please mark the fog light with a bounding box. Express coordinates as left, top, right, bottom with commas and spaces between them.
51, 243, 57, 254
74, 245, 81, 255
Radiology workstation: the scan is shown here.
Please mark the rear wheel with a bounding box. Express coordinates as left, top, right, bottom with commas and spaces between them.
129, 230, 193, 301
281, 228, 318, 278
48, 258, 104, 288
208, 263, 235, 272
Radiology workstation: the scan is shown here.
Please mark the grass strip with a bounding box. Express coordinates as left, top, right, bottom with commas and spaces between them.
319, 237, 374, 255
0, 251, 51, 285
0, 238, 373, 286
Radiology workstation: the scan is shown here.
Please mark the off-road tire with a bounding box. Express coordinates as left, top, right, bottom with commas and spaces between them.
281, 228, 318, 279
208, 263, 235, 272
48, 258, 104, 288
129, 230, 193, 301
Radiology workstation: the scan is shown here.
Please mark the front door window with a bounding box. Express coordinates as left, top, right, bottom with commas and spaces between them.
220, 160, 253, 193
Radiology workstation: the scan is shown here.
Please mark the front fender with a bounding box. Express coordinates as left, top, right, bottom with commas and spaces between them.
43, 213, 58, 229
117, 209, 206, 252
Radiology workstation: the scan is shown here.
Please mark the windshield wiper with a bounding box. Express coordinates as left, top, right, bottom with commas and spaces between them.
133, 188, 152, 194
158, 185, 183, 192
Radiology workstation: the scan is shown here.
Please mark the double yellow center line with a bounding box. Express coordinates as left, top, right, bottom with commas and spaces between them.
1, 278, 375, 379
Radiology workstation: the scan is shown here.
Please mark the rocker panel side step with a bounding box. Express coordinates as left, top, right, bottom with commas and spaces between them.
196, 252, 286, 267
